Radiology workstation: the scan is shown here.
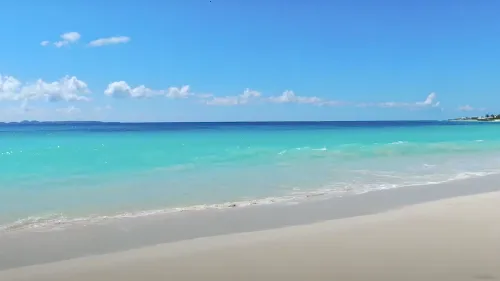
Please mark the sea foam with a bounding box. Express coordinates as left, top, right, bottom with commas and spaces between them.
2, 169, 498, 234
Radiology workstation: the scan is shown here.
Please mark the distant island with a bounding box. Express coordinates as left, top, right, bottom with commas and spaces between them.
0, 120, 111, 125
450, 114, 500, 122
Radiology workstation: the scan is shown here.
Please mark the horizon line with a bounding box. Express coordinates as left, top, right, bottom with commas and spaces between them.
0, 119, 447, 124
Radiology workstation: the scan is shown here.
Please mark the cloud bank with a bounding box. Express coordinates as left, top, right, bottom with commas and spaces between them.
0, 75, 91, 102
203, 88, 261, 106
88, 36, 131, 47
41, 32, 82, 48
1, 74, 443, 121
358, 92, 440, 109
102, 81, 440, 110
104, 81, 190, 99
40, 32, 130, 48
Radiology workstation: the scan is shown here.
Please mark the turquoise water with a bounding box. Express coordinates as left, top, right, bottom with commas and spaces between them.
2, 121, 500, 231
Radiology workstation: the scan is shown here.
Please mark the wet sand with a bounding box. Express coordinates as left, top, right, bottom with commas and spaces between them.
1, 191, 499, 281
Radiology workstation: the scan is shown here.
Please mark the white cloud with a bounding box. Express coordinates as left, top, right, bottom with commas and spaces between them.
104, 81, 191, 99
104, 81, 148, 98
53, 32, 81, 48
166, 85, 191, 98
268, 90, 342, 106
269, 90, 319, 104
88, 36, 130, 47
204, 96, 240, 106
61, 32, 81, 42
203, 88, 261, 106
416, 92, 439, 106
44, 32, 131, 48
56, 105, 81, 114
360, 92, 440, 108
0, 75, 91, 102
240, 88, 261, 99
200, 89, 344, 107
0, 75, 22, 94
54, 41, 69, 48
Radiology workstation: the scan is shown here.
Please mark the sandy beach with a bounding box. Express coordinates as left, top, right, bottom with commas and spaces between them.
1, 191, 499, 281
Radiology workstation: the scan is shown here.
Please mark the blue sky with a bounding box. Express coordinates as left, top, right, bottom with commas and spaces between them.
1, 0, 499, 122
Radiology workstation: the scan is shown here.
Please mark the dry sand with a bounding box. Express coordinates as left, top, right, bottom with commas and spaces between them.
1, 192, 499, 281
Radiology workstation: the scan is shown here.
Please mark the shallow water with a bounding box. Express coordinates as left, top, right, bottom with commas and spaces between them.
2, 121, 500, 231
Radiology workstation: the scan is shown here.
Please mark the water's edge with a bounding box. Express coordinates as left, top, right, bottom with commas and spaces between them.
1, 169, 496, 233
1, 173, 499, 271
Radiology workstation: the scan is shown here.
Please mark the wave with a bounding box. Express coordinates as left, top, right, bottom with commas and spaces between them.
269, 141, 500, 160
389, 141, 408, 145
2, 169, 499, 234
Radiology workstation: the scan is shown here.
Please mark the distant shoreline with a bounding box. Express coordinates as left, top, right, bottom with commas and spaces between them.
449, 119, 500, 122
0, 120, 460, 125
449, 114, 500, 122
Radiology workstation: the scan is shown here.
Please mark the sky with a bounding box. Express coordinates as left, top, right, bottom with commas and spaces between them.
1, 0, 499, 122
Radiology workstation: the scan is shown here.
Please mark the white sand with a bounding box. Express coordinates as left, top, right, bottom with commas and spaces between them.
1, 192, 500, 281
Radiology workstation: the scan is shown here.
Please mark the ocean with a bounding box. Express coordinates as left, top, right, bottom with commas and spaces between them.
1, 121, 500, 232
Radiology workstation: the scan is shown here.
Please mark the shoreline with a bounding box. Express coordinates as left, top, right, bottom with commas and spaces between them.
448, 119, 500, 122
2, 191, 499, 280
2, 170, 498, 233
1, 173, 500, 271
